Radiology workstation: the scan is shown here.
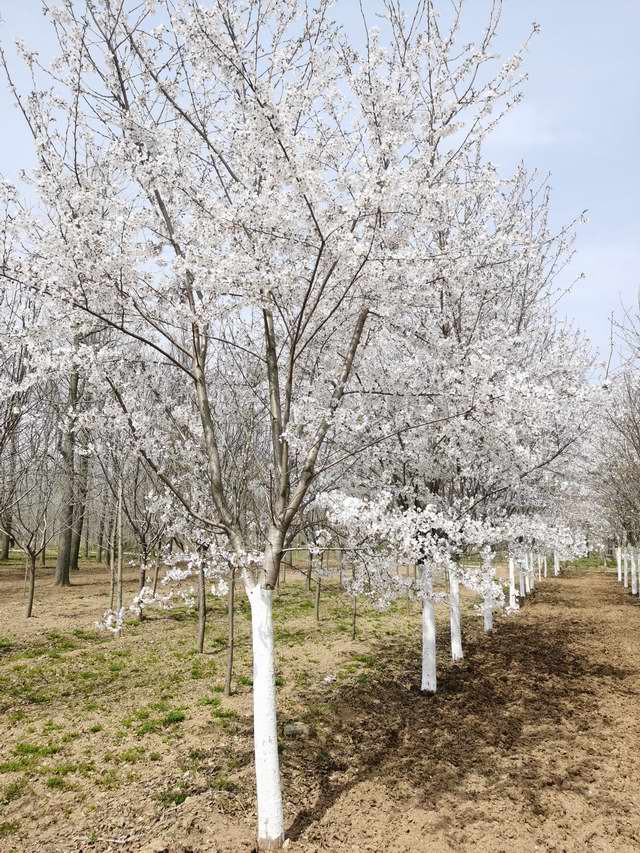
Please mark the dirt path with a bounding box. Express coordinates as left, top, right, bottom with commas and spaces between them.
288, 569, 640, 853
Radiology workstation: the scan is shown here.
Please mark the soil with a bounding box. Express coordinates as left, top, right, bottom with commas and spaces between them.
1, 559, 639, 853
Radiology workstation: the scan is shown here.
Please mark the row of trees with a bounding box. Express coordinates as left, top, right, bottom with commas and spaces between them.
0, 1, 612, 848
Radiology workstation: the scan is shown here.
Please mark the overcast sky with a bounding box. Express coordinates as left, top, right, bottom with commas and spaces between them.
1, 1, 638, 363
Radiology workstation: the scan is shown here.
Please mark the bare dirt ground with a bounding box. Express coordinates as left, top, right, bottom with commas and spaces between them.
1, 557, 639, 853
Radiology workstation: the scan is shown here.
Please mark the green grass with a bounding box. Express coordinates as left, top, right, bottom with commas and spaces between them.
14, 741, 61, 758
1, 779, 27, 805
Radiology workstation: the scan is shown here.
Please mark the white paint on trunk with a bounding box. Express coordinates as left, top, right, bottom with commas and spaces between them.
248, 585, 284, 849
616, 546, 622, 582
631, 550, 638, 596
519, 561, 526, 598
483, 589, 493, 633
537, 554, 542, 582
543, 555, 548, 578
624, 549, 629, 588
421, 597, 437, 692
524, 554, 531, 595
508, 557, 517, 609
553, 551, 560, 576
529, 553, 535, 591
449, 570, 463, 661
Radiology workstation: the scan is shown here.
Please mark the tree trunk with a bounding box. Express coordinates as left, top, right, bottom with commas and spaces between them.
40, 523, 47, 567
449, 570, 463, 661
109, 511, 116, 610
70, 450, 89, 571
421, 574, 436, 693
197, 562, 206, 654
306, 552, 312, 591
84, 513, 90, 559
483, 588, 493, 633
633, 549, 639, 597
519, 562, 526, 598
25, 553, 36, 618
248, 585, 284, 849
623, 549, 629, 588
55, 372, 78, 586
351, 564, 357, 640
508, 556, 517, 609
0, 528, 10, 561
138, 551, 147, 593
315, 576, 321, 622
616, 546, 622, 583
529, 555, 535, 591
96, 501, 107, 564
152, 560, 160, 596
224, 567, 235, 697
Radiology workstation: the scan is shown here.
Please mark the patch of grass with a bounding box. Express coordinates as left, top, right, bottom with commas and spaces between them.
0, 637, 14, 655
7, 710, 25, 723
200, 696, 238, 723
0, 821, 18, 837
45, 776, 65, 790
0, 756, 34, 773
161, 709, 185, 727
114, 748, 145, 765
156, 783, 190, 807
122, 704, 185, 736
48, 761, 92, 778
97, 768, 120, 790
88, 724, 102, 734
211, 774, 238, 793
1, 779, 27, 805
352, 653, 376, 666
71, 628, 105, 643
275, 627, 307, 646
14, 741, 61, 758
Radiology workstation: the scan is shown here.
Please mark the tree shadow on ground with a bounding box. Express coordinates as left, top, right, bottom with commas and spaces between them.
283, 581, 630, 841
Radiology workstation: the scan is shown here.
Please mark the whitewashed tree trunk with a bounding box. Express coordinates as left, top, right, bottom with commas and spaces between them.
631, 550, 638, 596
483, 587, 493, 633
519, 560, 526, 598
616, 546, 622, 583
248, 585, 284, 850
543, 555, 548, 577
624, 548, 629, 588
508, 556, 517, 609
449, 570, 463, 661
537, 554, 542, 582
509, 557, 518, 610
421, 574, 436, 692
553, 551, 560, 576
524, 554, 531, 595
529, 552, 535, 590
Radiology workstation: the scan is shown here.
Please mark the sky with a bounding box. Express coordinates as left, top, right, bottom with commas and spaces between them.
1, 0, 639, 363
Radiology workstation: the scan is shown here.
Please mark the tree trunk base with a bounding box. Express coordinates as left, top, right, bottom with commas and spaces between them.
257, 834, 285, 850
